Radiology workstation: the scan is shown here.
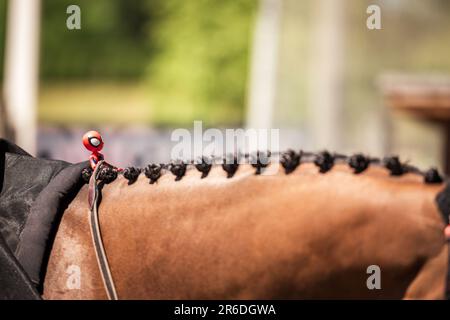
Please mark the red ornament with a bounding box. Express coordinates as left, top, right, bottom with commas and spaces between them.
83, 131, 105, 170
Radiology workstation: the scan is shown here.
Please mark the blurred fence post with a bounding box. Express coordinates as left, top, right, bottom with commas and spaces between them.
307, 0, 345, 151
246, 0, 282, 131
3, 0, 41, 154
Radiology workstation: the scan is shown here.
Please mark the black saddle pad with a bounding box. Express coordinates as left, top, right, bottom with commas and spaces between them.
0, 139, 88, 299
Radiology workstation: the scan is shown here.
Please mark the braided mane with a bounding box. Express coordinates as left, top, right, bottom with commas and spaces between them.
81, 150, 444, 185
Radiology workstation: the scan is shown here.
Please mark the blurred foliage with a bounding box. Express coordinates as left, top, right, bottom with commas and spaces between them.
36, 0, 257, 126
41, 0, 155, 79
147, 0, 257, 126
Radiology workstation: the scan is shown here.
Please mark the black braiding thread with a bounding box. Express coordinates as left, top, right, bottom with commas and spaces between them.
333, 153, 348, 161
280, 150, 301, 174
195, 157, 212, 179
144, 164, 163, 184
314, 151, 334, 173
81, 167, 93, 183
87, 150, 444, 184
384, 156, 404, 176
348, 153, 370, 174
424, 168, 443, 184
251, 151, 271, 175
123, 167, 141, 185
169, 162, 187, 181
98, 164, 118, 184
222, 155, 239, 178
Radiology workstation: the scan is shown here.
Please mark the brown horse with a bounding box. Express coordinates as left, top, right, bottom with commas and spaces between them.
43, 155, 449, 299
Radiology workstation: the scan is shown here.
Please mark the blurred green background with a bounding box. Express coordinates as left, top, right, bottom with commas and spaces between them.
34, 0, 256, 127
2, 0, 450, 169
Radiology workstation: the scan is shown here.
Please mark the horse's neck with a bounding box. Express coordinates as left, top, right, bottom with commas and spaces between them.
44, 163, 448, 299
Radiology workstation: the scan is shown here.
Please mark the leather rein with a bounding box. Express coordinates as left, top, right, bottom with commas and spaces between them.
88, 161, 118, 300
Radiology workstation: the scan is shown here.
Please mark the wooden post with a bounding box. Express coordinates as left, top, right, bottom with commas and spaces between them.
381, 75, 450, 174
246, 0, 282, 130
3, 0, 41, 154
307, 0, 345, 150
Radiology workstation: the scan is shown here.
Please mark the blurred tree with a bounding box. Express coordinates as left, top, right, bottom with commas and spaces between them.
40, 0, 154, 79
36, 0, 257, 127
146, 0, 257, 126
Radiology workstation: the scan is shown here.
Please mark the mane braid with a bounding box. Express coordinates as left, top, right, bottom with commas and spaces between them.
251, 151, 271, 175
314, 151, 335, 173
144, 164, 163, 184
97, 164, 118, 184
84, 149, 444, 186
348, 154, 370, 174
280, 149, 301, 174
424, 168, 443, 184
222, 155, 239, 178
169, 162, 187, 181
195, 157, 212, 179
123, 167, 141, 185
383, 156, 404, 176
